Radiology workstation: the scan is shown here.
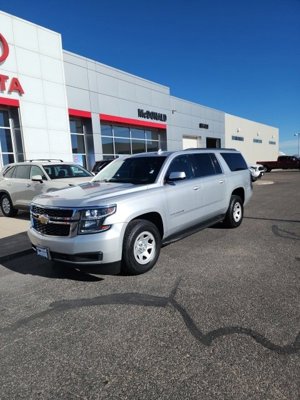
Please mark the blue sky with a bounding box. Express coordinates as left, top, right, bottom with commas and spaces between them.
1, 0, 300, 155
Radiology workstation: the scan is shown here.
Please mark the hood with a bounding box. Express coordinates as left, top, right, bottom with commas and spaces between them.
32, 181, 150, 208
51, 177, 92, 185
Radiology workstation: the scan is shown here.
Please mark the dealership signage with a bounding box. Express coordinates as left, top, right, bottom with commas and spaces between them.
138, 108, 167, 122
0, 33, 25, 96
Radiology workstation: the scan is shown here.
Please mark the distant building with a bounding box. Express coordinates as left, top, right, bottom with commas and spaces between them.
0, 10, 278, 170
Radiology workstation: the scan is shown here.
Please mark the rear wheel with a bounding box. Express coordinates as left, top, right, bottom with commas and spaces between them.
122, 219, 161, 275
223, 195, 243, 228
0, 194, 18, 217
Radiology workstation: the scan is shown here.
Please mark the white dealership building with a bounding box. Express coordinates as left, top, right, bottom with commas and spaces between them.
0, 10, 278, 170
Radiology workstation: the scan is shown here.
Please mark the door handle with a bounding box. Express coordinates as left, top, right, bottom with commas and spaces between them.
219, 180, 224, 184
193, 186, 200, 190
26, 184, 31, 187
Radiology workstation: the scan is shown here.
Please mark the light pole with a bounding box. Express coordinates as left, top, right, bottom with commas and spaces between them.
294, 133, 300, 157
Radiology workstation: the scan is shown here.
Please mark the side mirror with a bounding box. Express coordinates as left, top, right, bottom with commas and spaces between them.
31, 174, 43, 183
167, 171, 186, 184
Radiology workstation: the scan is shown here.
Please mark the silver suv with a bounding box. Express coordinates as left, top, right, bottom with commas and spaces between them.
0, 160, 93, 217
28, 149, 252, 275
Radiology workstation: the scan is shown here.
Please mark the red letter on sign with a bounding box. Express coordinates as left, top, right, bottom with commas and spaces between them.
8, 78, 25, 95
0, 74, 9, 91
0, 33, 9, 63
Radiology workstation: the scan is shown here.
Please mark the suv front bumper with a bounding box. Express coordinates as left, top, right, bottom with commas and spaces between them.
28, 222, 126, 265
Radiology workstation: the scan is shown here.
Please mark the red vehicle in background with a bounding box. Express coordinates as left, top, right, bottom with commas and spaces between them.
257, 155, 300, 172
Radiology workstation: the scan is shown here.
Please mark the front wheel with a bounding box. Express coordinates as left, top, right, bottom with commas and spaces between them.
0, 194, 18, 217
122, 219, 161, 275
223, 195, 243, 228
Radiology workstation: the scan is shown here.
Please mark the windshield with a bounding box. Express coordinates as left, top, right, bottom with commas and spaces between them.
93, 156, 167, 184
44, 164, 92, 179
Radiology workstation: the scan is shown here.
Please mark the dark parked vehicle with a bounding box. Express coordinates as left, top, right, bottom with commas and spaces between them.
257, 155, 300, 172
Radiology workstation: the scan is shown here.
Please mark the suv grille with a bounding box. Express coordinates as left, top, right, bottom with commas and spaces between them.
31, 205, 73, 218
31, 205, 77, 237
32, 220, 70, 236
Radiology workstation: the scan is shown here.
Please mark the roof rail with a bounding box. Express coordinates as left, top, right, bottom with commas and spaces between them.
183, 148, 237, 151
25, 159, 64, 162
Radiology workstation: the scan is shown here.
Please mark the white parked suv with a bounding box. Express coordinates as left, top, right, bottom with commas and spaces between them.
28, 149, 253, 275
249, 164, 264, 181
0, 159, 93, 217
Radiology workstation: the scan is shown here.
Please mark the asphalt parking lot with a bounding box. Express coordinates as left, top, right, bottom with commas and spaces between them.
0, 171, 299, 400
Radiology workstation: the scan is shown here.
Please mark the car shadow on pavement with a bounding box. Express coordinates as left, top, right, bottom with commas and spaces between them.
1, 256, 104, 282
0, 210, 30, 220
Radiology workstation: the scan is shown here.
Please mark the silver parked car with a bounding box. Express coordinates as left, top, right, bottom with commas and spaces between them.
0, 159, 93, 217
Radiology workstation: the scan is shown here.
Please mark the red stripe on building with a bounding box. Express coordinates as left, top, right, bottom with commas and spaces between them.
100, 114, 167, 129
0, 97, 19, 107
68, 108, 92, 118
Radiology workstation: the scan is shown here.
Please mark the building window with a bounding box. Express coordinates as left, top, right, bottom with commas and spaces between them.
232, 135, 244, 141
253, 138, 262, 144
69, 117, 88, 168
0, 107, 24, 168
101, 123, 166, 158
269, 140, 276, 145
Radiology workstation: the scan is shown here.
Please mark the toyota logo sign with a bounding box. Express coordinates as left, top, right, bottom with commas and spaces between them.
0, 33, 9, 63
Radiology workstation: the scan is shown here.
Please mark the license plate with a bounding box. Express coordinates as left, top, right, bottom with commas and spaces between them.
36, 246, 51, 260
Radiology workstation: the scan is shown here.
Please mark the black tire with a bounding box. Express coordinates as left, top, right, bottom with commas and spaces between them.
122, 219, 161, 275
223, 195, 243, 228
0, 194, 18, 217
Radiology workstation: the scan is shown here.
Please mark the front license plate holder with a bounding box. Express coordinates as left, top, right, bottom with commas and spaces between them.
36, 246, 51, 260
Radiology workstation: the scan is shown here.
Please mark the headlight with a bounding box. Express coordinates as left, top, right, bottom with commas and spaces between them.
78, 205, 116, 234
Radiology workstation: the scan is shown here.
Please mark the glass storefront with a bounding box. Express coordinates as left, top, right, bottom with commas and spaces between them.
0, 107, 24, 168
101, 123, 166, 159
69, 117, 88, 168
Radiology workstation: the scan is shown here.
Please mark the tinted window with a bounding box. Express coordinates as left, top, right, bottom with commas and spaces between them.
220, 152, 248, 171
211, 154, 222, 174
166, 155, 193, 179
191, 153, 222, 177
15, 165, 31, 179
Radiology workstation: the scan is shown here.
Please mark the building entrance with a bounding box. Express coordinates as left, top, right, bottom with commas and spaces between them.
206, 137, 221, 148
182, 136, 199, 149
0, 107, 24, 168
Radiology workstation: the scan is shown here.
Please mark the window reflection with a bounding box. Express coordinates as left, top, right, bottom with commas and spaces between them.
115, 138, 131, 154
114, 126, 130, 138
69, 117, 88, 168
132, 140, 146, 154
101, 123, 165, 158
0, 109, 23, 167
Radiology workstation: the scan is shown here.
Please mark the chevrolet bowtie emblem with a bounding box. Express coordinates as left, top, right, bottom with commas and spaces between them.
37, 214, 49, 225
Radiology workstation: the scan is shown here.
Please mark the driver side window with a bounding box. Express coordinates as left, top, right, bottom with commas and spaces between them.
30, 166, 47, 180
166, 155, 193, 180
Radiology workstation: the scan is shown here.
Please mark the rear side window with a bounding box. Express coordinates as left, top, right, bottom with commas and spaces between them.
220, 152, 248, 171
3, 166, 15, 178
191, 153, 222, 177
15, 165, 31, 179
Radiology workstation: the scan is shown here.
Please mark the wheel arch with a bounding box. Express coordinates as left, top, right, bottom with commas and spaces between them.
231, 187, 245, 204
131, 212, 164, 239
0, 190, 12, 200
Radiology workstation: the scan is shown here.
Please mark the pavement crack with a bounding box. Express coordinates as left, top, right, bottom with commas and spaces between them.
1, 281, 299, 355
